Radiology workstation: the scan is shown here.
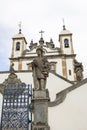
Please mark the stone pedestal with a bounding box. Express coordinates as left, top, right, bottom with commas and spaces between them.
31, 89, 50, 130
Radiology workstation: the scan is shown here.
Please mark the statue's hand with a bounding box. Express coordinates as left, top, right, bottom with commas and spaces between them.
42, 71, 48, 77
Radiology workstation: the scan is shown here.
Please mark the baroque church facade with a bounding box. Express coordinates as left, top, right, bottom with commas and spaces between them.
0, 25, 87, 130
10, 25, 83, 82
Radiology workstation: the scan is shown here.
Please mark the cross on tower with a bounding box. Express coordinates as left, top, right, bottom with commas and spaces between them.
39, 30, 44, 38
18, 21, 22, 34
62, 18, 66, 30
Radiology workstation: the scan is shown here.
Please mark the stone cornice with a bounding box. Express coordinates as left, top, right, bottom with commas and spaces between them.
12, 37, 27, 44
0, 70, 26, 94
59, 33, 72, 36
9, 54, 76, 61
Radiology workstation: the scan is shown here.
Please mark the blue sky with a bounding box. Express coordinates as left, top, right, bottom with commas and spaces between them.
0, 0, 87, 77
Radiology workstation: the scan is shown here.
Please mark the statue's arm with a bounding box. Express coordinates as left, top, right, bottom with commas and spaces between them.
31, 60, 38, 70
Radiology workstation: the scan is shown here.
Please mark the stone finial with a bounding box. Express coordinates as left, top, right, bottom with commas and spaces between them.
62, 18, 66, 30
18, 21, 22, 34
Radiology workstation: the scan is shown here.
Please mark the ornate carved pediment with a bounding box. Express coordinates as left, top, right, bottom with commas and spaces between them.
4, 63, 22, 85
0, 63, 23, 94
3, 72, 21, 85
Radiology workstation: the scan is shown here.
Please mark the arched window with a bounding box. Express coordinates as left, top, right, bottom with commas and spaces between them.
64, 39, 69, 48
50, 62, 57, 73
16, 42, 20, 51
69, 69, 71, 75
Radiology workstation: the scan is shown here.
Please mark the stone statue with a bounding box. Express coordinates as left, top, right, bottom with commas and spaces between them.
74, 59, 83, 81
10, 63, 15, 73
32, 47, 50, 90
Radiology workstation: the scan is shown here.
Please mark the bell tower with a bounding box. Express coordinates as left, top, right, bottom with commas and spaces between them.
10, 23, 27, 71
11, 23, 27, 58
59, 23, 75, 81
59, 24, 74, 55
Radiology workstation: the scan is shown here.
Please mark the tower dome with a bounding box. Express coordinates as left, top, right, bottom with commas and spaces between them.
12, 33, 25, 39
60, 29, 71, 35
59, 25, 72, 35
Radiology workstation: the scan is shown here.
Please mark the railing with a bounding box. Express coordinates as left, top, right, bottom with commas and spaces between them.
1, 83, 32, 130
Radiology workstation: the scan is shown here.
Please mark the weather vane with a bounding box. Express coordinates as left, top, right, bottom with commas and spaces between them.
18, 21, 22, 34
39, 30, 44, 38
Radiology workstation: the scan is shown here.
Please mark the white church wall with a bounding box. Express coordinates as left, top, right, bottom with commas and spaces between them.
56, 59, 62, 75
66, 59, 74, 81
22, 61, 28, 70
0, 72, 72, 101
0, 72, 33, 85
16, 72, 33, 85
48, 58, 62, 76
13, 61, 18, 70
22, 60, 32, 70
47, 73, 72, 101
48, 83, 87, 130
0, 73, 9, 83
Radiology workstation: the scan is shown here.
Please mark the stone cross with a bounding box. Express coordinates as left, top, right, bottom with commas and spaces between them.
39, 30, 44, 38
18, 21, 22, 34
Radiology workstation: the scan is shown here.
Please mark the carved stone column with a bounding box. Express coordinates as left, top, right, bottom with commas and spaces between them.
31, 89, 50, 130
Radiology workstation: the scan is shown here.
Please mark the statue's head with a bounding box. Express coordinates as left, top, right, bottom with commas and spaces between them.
36, 47, 44, 56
